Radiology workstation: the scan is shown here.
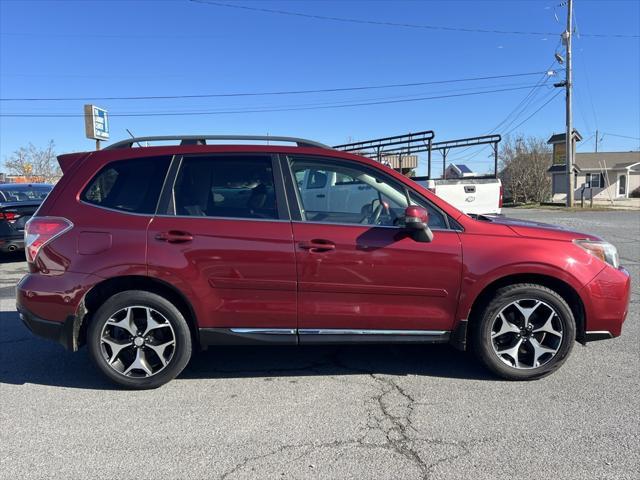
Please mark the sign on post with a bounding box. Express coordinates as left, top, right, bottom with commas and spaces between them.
84, 105, 109, 148
552, 142, 566, 165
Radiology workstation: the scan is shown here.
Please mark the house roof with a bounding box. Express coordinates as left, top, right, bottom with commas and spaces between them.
453, 164, 473, 174
548, 151, 640, 173
575, 152, 640, 170
547, 130, 583, 144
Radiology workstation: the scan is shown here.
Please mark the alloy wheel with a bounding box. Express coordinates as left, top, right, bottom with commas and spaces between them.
100, 306, 176, 378
490, 299, 564, 369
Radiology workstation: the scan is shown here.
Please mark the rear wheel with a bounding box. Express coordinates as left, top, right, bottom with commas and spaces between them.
87, 290, 192, 389
471, 284, 576, 380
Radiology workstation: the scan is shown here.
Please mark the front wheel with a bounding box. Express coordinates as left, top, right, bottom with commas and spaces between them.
471, 284, 576, 380
87, 290, 192, 389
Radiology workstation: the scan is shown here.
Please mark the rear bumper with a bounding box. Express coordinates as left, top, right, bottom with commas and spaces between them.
581, 265, 631, 341
17, 303, 76, 350
0, 234, 24, 252
17, 271, 98, 350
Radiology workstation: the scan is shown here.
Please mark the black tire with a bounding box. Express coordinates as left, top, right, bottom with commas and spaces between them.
471, 283, 576, 380
87, 290, 192, 389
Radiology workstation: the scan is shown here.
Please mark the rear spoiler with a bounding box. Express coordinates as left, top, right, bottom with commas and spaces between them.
57, 152, 91, 174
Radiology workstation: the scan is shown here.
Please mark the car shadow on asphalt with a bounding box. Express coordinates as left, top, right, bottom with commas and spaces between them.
0, 311, 495, 390
0, 252, 26, 264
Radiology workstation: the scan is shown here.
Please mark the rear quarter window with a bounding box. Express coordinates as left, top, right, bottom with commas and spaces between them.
82, 156, 171, 214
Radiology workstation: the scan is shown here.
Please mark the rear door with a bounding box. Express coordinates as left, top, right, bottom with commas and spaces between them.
146, 154, 297, 337
283, 155, 463, 339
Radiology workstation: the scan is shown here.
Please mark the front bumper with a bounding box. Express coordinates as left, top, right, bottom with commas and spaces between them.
581, 265, 631, 340
17, 304, 76, 350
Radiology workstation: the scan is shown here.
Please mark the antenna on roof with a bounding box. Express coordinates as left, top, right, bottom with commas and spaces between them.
126, 129, 143, 147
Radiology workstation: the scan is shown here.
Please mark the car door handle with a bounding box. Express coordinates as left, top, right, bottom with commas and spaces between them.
299, 239, 336, 252
316, 194, 326, 198
155, 231, 194, 244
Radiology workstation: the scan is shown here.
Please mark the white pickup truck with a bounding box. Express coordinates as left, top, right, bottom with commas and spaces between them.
415, 177, 503, 216
298, 169, 502, 218
331, 131, 504, 217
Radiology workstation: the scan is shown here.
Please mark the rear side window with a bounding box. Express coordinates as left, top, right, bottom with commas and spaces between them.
82, 156, 171, 214
171, 155, 277, 220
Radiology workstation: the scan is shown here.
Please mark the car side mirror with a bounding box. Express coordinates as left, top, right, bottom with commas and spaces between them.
403, 206, 433, 242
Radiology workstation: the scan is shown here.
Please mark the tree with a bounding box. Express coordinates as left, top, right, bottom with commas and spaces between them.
3, 140, 61, 183
499, 135, 552, 204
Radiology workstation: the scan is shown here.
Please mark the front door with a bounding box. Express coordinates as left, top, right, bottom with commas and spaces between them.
285, 155, 463, 338
618, 174, 627, 197
147, 154, 297, 334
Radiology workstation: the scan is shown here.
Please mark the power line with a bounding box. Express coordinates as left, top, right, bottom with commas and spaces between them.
573, 12, 599, 132
12, 81, 538, 115
0, 70, 554, 102
602, 133, 640, 140
0, 84, 549, 118
189, 1, 640, 39
504, 90, 563, 135
447, 64, 557, 162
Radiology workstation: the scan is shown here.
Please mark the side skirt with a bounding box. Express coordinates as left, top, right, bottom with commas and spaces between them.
199, 328, 451, 347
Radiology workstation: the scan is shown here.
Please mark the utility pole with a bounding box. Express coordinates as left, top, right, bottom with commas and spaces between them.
595, 129, 599, 152
564, 0, 574, 207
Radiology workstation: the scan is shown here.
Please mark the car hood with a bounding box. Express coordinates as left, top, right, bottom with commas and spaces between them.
480, 215, 601, 241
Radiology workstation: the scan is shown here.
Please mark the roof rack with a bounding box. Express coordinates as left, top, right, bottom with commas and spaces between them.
333, 130, 435, 159
104, 135, 330, 150
334, 131, 502, 179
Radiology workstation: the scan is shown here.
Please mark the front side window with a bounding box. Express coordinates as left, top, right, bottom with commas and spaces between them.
289, 157, 447, 229
171, 155, 277, 219
82, 156, 171, 214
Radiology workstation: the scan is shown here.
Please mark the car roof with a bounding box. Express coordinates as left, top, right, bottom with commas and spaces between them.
0, 183, 52, 189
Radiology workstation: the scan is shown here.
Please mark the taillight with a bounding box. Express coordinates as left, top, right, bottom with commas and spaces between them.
0, 212, 19, 221
499, 185, 504, 208
24, 217, 73, 263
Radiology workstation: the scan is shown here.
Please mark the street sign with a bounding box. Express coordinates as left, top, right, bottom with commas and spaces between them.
84, 104, 110, 141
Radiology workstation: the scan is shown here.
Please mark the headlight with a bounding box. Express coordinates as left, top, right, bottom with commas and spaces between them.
574, 239, 619, 269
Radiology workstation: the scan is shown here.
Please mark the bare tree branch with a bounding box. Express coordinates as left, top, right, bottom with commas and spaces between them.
3, 140, 61, 183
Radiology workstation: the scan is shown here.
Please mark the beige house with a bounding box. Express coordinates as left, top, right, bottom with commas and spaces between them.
548, 151, 640, 201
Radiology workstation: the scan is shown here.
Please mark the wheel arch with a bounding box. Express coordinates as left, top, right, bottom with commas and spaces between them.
75, 275, 200, 350
458, 273, 586, 350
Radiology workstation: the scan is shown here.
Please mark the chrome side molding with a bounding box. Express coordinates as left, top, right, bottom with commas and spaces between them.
298, 329, 448, 336
584, 330, 614, 342
229, 328, 297, 335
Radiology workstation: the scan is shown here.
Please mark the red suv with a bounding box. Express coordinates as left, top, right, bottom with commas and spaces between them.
16, 135, 630, 389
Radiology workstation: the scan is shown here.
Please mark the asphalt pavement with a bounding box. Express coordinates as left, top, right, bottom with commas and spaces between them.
1, 208, 638, 479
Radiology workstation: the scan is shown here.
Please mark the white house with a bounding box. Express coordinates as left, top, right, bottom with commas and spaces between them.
548, 151, 640, 201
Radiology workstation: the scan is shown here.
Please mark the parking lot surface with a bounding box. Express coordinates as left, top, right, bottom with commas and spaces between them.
1, 208, 638, 479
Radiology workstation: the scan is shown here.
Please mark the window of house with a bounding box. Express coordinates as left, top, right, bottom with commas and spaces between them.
586, 173, 603, 188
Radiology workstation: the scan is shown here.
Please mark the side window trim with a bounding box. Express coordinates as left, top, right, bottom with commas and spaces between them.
283, 155, 452, 230
156, 153, 290, 221
156, 155, 183, 216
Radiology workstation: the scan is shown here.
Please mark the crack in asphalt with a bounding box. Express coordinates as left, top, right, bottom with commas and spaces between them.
214, 349, 482, 480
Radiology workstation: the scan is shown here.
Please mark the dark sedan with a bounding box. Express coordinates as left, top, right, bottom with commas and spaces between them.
0, 183, 52, 253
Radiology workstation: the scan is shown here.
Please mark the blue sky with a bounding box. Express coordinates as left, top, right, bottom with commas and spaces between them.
1, 0, 638, 175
